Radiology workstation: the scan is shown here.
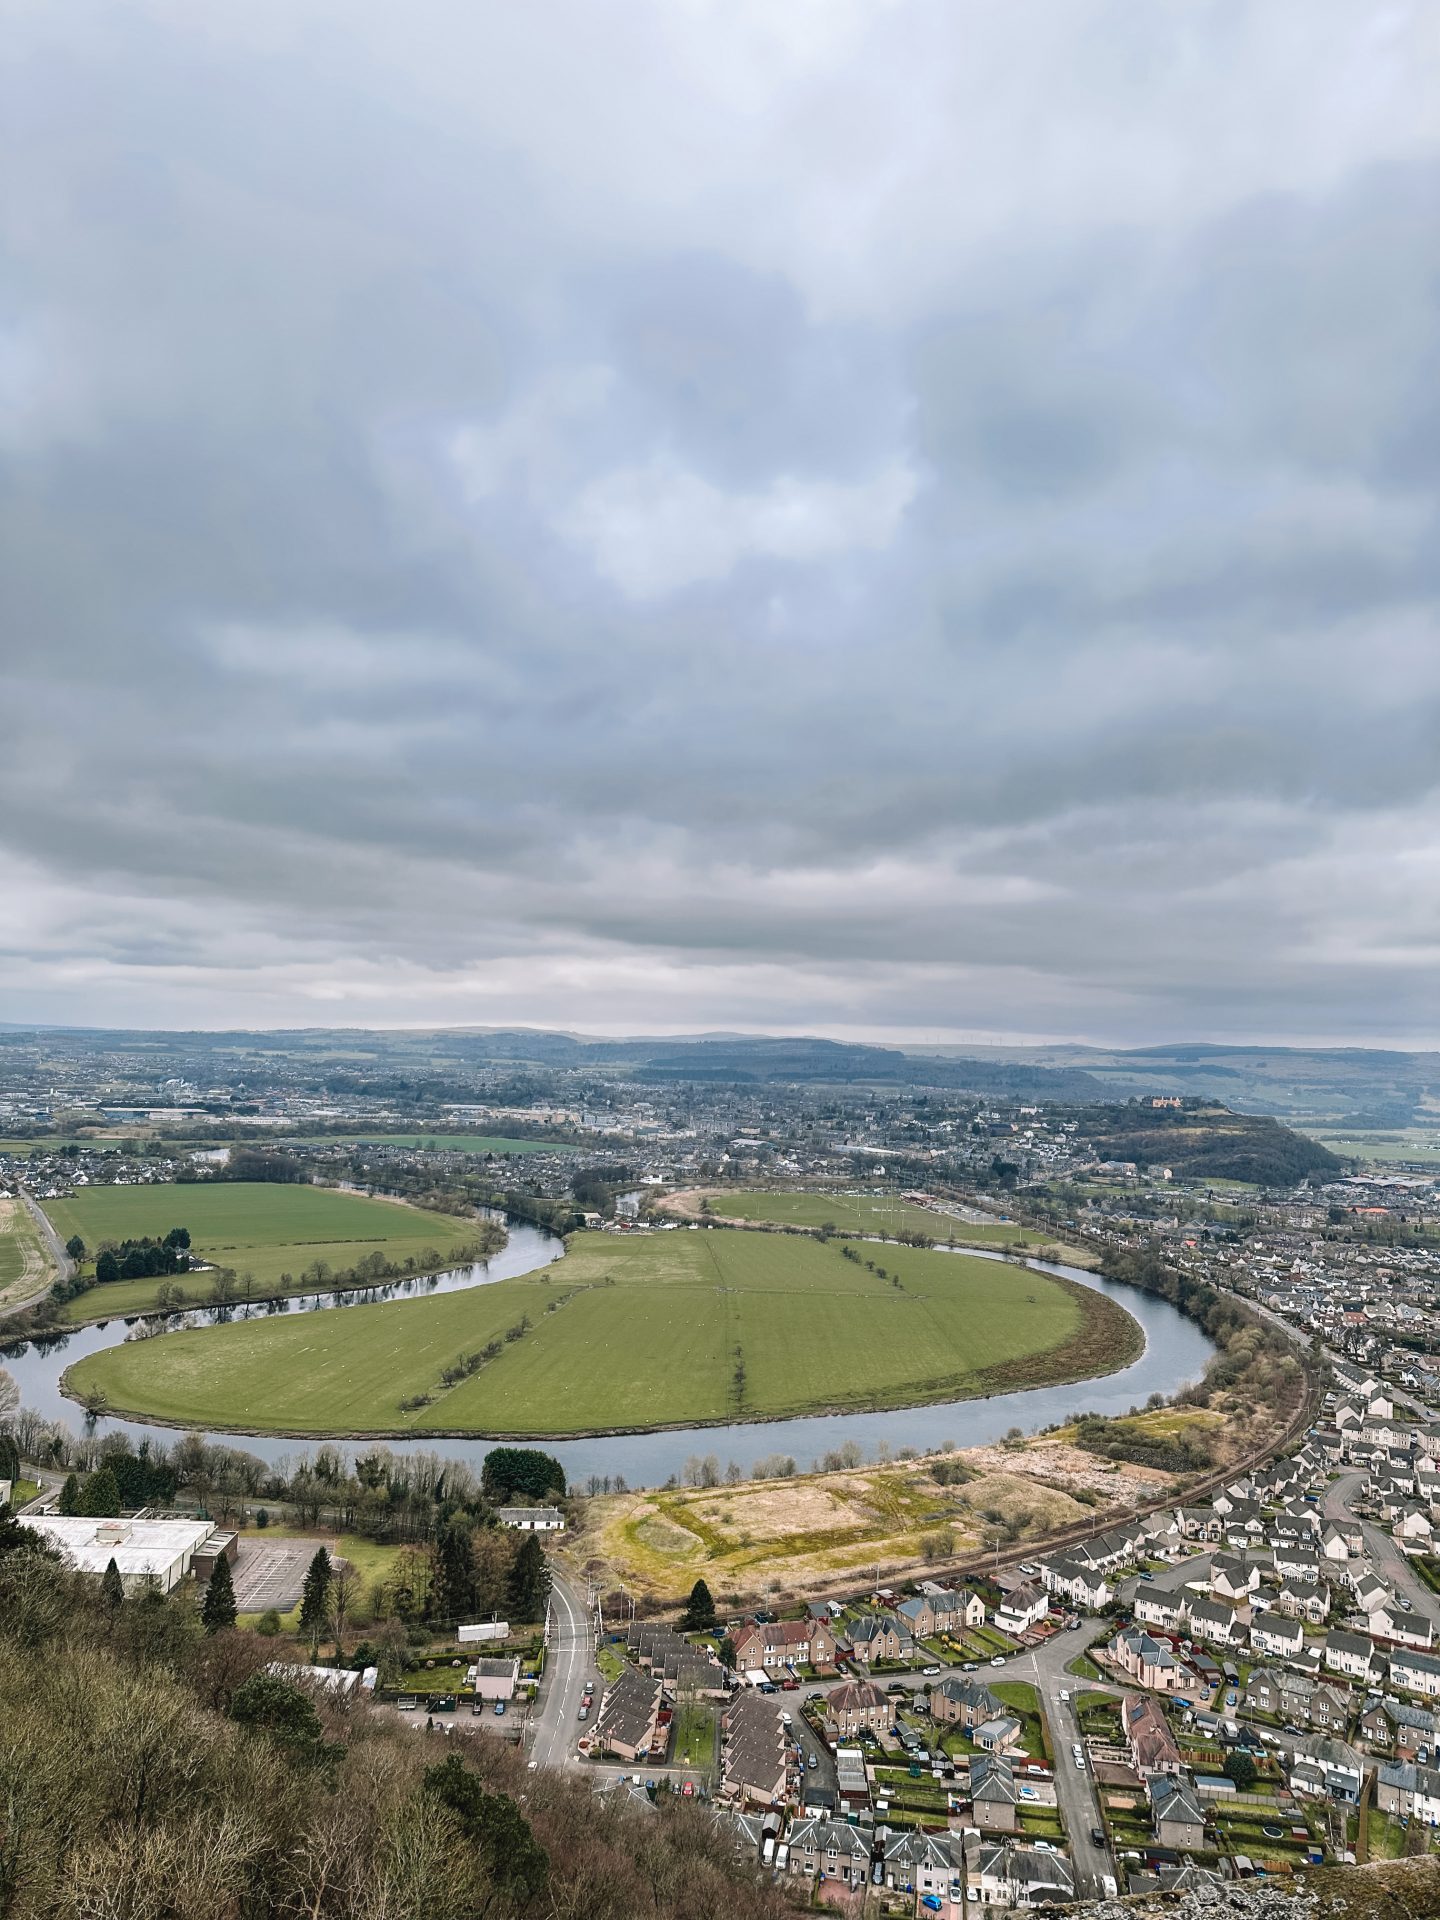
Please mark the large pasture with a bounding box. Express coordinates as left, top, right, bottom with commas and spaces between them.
65, 1225, 1141, 1438
670, 1187, 1097, 1260
42, 1182, 481, 1318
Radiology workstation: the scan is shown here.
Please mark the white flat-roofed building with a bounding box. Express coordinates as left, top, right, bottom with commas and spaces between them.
20, 1516, 215, 1592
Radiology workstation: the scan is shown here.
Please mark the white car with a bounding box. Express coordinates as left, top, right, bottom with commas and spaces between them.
1072, 1743, 1084, 1758
780, 1711, 792, 1726
1059, 1689, 1069, 1703
923, 1666, 941, 1677
1074, 1754, 1086, 1770
990, 1656, 1006, 1668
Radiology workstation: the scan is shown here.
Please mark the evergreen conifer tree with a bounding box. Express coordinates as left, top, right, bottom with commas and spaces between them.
201, 1552, 237, 1634
680, 1578, 717, 1631
506, 1534, 549, 1623
299, 1546, 332, 1652
100, 1556, 125, 1611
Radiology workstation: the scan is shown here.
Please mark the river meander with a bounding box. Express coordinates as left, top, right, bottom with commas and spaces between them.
3, 1226, 1214, 1487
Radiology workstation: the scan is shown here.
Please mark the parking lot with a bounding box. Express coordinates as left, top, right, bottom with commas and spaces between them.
232, 1538, 335, 1613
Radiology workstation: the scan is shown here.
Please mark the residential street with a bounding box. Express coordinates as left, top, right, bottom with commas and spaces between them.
1019, 1624, 1121, 1898
1325, 1469, 1440, 1631
530, 1566, 595, 1773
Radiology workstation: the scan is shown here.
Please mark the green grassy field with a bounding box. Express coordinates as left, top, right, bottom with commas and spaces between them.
689, 1189, 1092, 1262
41, 1182, 483, 1319
0, 1196, 52, 1309
287, 1134, 577, 1155
1317, 1130, 1440, 1167
64, 1225, 1141, 1438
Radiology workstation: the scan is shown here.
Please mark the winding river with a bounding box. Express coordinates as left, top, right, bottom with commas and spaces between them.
2, 1226, 1215, 1488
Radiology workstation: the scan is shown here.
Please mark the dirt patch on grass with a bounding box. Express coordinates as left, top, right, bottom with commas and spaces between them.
571, 1432, 1157, 1606
682, 1477, 867, 1543
961, 1439, 1167, 1503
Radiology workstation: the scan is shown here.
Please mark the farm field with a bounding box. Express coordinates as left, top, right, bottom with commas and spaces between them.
0, 1195, 53, 1310
662, 1188, 1093, 1263
41, 1182, 485, 1320
64, 1225, 1141, 1439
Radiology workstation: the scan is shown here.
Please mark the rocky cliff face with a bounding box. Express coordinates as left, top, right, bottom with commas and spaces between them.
1054, 1858, 1440, 1920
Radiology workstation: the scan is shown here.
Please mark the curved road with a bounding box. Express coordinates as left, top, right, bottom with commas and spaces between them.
531, 1568, 595, 1773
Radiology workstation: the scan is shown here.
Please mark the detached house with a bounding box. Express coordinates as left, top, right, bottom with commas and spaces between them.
1277, 1579, 1329, 1626
995, 1581, 1048, 1635
1111, 1627, 1190, 1693
1373, 1603, 1435, 1651
1123, 1693, 1181, 1778
1210, 1554, 1260, 1603
1250, 1610, 1305, 1661
1325, 1630, 1379, 1683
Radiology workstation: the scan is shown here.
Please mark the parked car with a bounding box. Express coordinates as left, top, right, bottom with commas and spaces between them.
577, 1706, 588, 1722
962, 1662, 979, 1673
990, 1656, 1006, 1668
493, 1701, 506, 1716
923, 1666, 941, 1677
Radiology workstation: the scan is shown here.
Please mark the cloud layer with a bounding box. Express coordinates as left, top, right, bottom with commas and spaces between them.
2, 1, 1439, 1042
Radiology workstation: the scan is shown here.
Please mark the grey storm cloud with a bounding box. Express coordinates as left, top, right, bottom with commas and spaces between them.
1, 0, 1439, 1042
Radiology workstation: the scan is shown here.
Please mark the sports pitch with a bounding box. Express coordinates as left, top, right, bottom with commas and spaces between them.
64, 1225, 1141, 1439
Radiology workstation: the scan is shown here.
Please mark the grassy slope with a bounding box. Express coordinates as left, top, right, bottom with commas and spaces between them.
43, 1182, 480, 1319
65, 1226, 1140, 1438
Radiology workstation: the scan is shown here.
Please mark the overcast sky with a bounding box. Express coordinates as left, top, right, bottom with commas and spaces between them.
2, 2, 1439, 1045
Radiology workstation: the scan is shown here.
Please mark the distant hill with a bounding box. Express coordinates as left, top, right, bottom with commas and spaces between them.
913, 1040, 1440, 1130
